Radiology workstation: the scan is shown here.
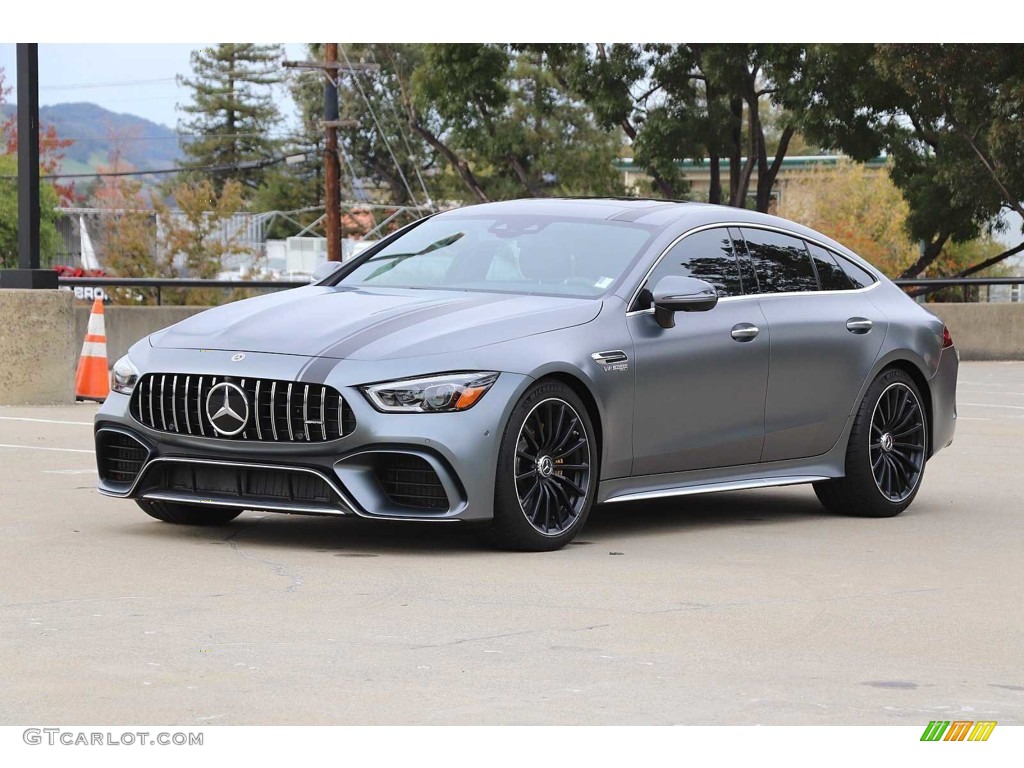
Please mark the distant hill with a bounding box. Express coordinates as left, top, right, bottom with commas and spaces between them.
0, 102, 182, 176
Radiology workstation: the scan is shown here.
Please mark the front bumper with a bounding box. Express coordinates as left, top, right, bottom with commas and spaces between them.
94, 348, 529, 522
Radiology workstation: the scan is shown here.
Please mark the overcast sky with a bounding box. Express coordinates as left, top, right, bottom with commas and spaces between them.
0, 43, 306, 129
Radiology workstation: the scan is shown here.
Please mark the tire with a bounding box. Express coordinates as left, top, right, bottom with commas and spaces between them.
484, 380, 599, 551
814, 367, 929, 518
136, 500, 242, 526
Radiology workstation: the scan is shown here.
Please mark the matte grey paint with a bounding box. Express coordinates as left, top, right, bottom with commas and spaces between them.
95, 198, 958, 525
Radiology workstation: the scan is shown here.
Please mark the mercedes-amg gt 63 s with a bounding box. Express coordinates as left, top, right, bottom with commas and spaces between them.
95, 198, 958, 550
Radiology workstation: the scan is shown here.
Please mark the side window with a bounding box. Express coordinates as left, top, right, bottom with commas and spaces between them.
637, 228, 743, 309
806, 242, 852, 291
738, 228, 819, 293
834, 254, 877, 288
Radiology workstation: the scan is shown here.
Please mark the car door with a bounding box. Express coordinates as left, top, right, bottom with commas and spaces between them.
628, 227, 769, 476
736, 228, 888, 462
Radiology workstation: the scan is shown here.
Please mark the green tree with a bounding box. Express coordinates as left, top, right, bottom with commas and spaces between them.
532, 44, 817, 210
0, 154, 62, 269
177, 44, 284, 192
406, 44, 623, 202
795, 44, 1024, 278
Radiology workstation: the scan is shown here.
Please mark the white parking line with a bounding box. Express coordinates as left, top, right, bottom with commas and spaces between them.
0, 416, 93, 426
959, 402, 1024, 410
0, 444, 94, 454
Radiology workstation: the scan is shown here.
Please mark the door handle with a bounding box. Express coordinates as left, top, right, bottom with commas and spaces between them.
730, 323, 760, 342
846, 318, 873, 334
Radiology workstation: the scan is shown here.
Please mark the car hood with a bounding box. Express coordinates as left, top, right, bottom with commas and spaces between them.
150, 285, 602, 360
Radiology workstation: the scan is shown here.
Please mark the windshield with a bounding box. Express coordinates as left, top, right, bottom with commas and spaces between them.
338, 214, 654, 298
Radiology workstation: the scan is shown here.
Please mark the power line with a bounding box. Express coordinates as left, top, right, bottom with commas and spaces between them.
38, 77, 178, 91
0, 153, 307, 180
338, 45, 419, 208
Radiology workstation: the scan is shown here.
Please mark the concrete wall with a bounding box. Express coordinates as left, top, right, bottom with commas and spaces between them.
922, 303, 1024, 361
74, 305, 208, 367
0, 290, 75, 404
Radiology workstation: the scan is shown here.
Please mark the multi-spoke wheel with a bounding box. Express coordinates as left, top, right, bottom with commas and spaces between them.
487, 380, 598, 550
815, 368, 929, 518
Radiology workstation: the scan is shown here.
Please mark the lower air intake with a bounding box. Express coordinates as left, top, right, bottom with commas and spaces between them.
375, 454, 449, 511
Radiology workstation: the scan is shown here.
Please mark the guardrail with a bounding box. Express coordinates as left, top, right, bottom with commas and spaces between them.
56, 275, 1024, 303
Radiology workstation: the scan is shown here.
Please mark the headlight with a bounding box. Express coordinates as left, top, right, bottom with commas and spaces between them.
111, 355, 140, 395
361, 372, 499, 413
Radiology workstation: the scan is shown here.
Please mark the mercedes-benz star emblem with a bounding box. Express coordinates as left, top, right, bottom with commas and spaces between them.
231, 353, 245, 362
205, 382, 250, 436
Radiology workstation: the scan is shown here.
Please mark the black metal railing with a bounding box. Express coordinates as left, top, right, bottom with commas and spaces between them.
56, 275, 1024, 302
57, 277, 307, 305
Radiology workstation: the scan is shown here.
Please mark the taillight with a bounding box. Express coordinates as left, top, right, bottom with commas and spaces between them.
941, 325, 953, 349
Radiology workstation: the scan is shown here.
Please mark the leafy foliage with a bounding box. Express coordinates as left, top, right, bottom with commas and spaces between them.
0, 154, 61, 268
177, 44, 284, 192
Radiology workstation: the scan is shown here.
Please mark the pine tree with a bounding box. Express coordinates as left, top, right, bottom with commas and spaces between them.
177, 44, 284, 192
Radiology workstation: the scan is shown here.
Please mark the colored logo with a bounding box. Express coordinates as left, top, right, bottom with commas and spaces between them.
920, 721, 996, 742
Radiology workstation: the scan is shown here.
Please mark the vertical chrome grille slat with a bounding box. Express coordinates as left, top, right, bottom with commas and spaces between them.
320, 387, 327, 441
196, 376, 206, 436
183, 375, 192, 434
170, 375, 179, 432
147, 376, 155, 428
133, 374, 352, 443
159, 375, 168, 431
254, 380, 263, 440
286, 382, 295, 441
270, 381, 279, 441
303, 384, 311, 442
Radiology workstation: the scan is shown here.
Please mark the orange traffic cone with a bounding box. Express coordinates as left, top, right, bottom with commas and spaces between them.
75, 297, 110, 402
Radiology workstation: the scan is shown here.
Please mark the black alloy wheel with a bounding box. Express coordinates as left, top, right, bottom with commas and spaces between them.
814, 367, 929, 518
487, 380, 598, 551
514, 397, 592, 536
869, 382, 926, 502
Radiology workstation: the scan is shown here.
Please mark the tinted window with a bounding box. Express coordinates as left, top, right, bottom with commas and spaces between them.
638, 228, 743, 309
806, 242, 852, 291
835, 255, 877, 288
739, 228, 818, 293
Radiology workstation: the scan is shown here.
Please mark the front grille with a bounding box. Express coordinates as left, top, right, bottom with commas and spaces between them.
140, 462, 339, 507
129, 374, 356, 442
375, 455, 449, 511
96, 430, 148, 486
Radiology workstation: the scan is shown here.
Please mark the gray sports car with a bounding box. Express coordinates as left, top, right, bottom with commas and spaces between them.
95, 198, 958, 551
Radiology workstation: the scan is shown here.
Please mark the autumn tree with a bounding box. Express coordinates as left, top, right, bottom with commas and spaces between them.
0, 68, 66, 267
91, 141, 155, 286
177, 44, 284, 192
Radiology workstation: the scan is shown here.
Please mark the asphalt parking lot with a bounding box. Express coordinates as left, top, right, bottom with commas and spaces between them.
1, 360, 1022, 726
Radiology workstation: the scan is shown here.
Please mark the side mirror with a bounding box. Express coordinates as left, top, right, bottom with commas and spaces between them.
651, 275, 718, 329
310, 261, 344, 285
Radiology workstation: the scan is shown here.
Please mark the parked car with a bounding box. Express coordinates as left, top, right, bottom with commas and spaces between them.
94, 198, 958, 550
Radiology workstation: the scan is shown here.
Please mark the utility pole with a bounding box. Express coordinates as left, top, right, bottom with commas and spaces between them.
283, 47, 378, 264
323, 44, 341, 262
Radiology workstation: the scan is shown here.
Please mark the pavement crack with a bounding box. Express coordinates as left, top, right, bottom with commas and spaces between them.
224, 527, 304, 593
